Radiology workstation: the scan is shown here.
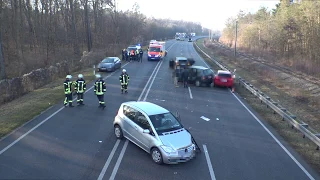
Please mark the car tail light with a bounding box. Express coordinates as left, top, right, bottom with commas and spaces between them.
116, 110, 119, 116
202, 76, 206, 80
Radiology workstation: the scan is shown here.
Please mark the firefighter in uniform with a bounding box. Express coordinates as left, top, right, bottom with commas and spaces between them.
94, 74, 106, 108
119, 69, 130, 94
74, 74, 86, 105
64, 75, 74, 107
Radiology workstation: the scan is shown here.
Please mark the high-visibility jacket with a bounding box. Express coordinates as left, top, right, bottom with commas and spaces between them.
64, 80, 73, 94
94, 79, 106, 95
119, 73, 129, 85
74, 79, 86, 93
135, 49, 139, 55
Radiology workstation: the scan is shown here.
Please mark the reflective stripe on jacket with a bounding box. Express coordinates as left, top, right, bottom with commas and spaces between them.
74, 79, 86, 93
94, 79, 106, 95
64, 80, 73, 94
119, 74, 129, 84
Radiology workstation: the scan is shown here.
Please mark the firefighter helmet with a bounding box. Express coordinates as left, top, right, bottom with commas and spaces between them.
66, 75, 72, 79
78, 74, 83, 79
122, 69, 126, 73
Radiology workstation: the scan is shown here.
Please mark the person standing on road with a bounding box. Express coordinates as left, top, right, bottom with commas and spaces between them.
182, 68, 189, 88
94, 74, 106, 109
74, 74, 86, 105
121, 49, 126, 61
119, 69, 130, 94
139, 49, 143, 62
174, 66, 180, 87
64, 75, 74, 107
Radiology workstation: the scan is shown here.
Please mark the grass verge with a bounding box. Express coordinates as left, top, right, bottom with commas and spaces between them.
0, 67, 97, 139
194, 38, 320, 173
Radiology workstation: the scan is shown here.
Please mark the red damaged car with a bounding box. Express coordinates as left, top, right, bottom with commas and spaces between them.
213, 70, 235, 88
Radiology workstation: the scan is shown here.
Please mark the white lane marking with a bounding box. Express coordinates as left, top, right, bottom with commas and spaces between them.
194, 42, 315, 180
137, 62, 160, 101
97, 140, 120, 180
109, 140, 129, 180
188, 87, 193, 99
98, 42, 177, 180
200, 116, 210, 121
97, 61, 161, 180
0, 63, 131, 155
143, 60, 163, 101
231, 93, 315, 180
203, 145, 217, 180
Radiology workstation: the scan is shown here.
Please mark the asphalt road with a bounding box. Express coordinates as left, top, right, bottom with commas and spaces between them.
0, 38, 319, 180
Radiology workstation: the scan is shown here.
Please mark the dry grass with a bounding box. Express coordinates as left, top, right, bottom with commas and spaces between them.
0, 68, 96, 139
195, 38, 320, 173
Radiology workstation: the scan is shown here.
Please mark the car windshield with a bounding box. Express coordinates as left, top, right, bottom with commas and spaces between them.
149, 47, 161, 52
127, 47, 137, 51
218, 73, 232, 78
149, 113, 183, 134
203, 69, 212, 76
102, 58, 114, 63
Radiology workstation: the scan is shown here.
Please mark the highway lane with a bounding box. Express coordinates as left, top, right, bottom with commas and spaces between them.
0, 38, 319, 180
0, 40, 176, 179
103, 39, 319, 180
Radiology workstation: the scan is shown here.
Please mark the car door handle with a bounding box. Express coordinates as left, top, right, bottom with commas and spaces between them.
134, 126, 138, 130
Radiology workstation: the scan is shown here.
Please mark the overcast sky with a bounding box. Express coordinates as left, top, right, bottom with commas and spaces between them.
117, 0, 280, 30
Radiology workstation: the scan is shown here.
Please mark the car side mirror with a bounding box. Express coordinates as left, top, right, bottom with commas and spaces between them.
143, 129, 150, 134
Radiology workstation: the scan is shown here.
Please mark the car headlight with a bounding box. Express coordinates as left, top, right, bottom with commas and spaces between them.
148, 54, 151, 57
161, 145, 176, 153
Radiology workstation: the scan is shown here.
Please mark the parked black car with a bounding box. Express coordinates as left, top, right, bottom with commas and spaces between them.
183, 65, 214, 87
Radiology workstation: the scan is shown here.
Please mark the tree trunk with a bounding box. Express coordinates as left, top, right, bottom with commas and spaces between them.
69, 0, 80, 55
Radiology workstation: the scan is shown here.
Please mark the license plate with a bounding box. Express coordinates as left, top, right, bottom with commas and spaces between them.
221, 79, 227, 82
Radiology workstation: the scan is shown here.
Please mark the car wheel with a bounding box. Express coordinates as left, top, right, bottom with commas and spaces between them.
151, 148, 163, 164
195, 80, 200, 87
114, 125, 123, 139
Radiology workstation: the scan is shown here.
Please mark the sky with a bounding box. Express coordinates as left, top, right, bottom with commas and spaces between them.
117, 0, 280, 31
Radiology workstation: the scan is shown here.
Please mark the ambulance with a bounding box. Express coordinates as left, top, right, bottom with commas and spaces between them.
147, 41, 166, 61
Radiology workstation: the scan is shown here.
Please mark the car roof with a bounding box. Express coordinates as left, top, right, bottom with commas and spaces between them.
189, 65, 209, 70
217, 70, 231, 74
175, 57, 187, 60
124, 101, 169, 115
105, 57, 118, 59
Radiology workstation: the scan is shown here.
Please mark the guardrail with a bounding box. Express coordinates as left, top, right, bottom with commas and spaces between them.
194, 40, 320, 150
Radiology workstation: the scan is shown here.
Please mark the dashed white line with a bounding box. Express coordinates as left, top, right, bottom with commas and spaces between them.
203, 145, 217, 180
188, 87, 193, 99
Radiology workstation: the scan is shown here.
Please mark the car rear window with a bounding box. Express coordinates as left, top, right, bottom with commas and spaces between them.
218, 73, 232, 78
203, 69, 212, 76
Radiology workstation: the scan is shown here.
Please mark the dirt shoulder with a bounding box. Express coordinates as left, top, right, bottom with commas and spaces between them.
194, 38, 320, 173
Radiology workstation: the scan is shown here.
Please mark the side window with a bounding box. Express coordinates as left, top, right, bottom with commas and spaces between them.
123, 105, 137, 121
134, 111, 150, 129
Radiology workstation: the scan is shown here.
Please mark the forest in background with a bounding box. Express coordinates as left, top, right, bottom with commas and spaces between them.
0, 0, 207, 79
220, 0, 320, 76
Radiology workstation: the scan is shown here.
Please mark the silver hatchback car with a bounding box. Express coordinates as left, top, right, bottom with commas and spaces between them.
113, 101, 196, 164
